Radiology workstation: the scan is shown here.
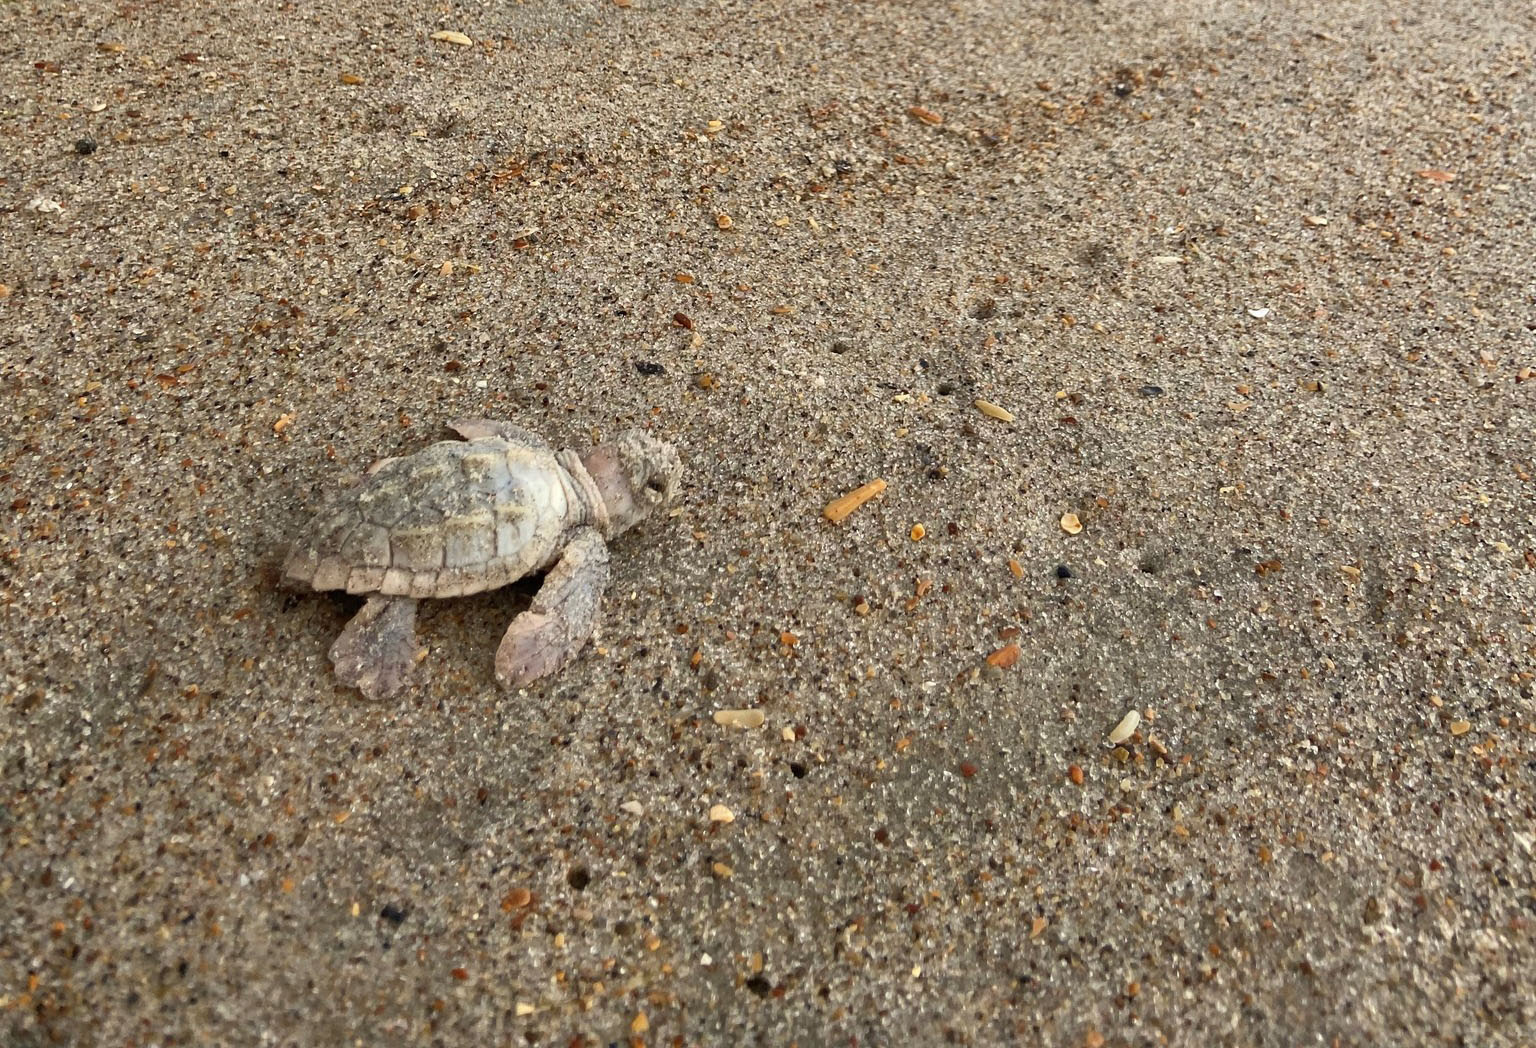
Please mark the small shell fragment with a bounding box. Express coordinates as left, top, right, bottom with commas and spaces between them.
1108, 709, 1141, 745
430, 30, 474, 46
713, 708, 765, 729
974, 398, 1015, 422
910, 523, 926, 541
708, 803, 735, 824
1059, 512, 1082, 535
619, 800, 645, 817
823, 478, 886, 523
1449, 720, 1471, 737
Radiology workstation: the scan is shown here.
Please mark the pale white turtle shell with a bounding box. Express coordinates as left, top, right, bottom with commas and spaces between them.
283, 438, 577, 600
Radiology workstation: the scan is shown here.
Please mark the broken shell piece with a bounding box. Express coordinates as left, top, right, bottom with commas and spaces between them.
823, 479, 886, 523
1108, 709, 1141, 745
713, 708, 765, 729
974, 399, 1015, 422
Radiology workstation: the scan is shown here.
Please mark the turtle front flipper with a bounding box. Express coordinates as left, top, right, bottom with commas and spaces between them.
329, 595, 425, 700
495, 527, 610, 689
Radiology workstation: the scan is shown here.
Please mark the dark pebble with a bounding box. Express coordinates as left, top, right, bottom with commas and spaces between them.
379, 903, 407, 925
744, 975, 772, 997
74, 137, 97, 155
633, 360, 666, 376
1055, 564, 1073, 579
567, 866, 591, 890
1138, 384, 1164, 397
830, 340, 851, 354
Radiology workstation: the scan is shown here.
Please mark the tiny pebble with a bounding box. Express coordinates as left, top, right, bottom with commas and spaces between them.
708, 804, 735, 823
910, 523, 926, 541
429, 30, 473, 46
1449, 720, 1471, 736
1055, 564, 1073, 579
619, 800, 645, 817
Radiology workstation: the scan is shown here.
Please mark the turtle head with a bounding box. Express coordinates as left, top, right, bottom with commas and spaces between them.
581, 430, 682, 537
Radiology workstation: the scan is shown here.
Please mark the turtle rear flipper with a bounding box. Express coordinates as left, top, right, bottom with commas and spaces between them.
329, 596, 425, 700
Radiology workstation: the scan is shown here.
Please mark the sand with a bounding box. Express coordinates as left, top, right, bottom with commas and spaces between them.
2, 0, 1534, 1043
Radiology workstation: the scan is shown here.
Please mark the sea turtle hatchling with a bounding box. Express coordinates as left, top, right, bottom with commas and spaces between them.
282, 420, 682, 700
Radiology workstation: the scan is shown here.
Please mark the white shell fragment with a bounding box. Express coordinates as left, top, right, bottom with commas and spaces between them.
1108, 709, 1141, 745
712, 708, 765, 729
974, 398, 1015, 423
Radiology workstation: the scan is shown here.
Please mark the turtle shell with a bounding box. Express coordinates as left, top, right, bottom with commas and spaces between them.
283, 438, 573, 599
